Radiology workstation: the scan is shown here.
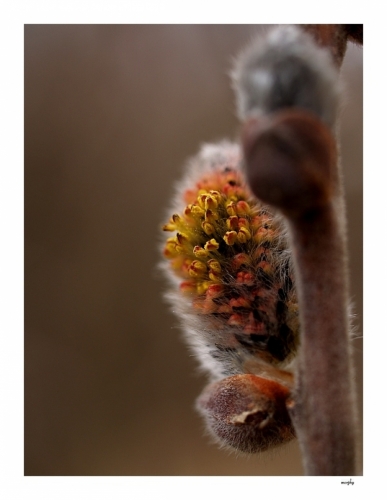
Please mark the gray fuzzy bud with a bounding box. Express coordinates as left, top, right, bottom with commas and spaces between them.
232, 25, 340, 127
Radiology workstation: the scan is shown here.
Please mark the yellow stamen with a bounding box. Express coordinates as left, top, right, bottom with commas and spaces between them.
176, 232, 189, 246
209, 190, 222, 204
164, 237, 178, 257
226, 216, 239, 230
191, 204, 205, 217
197, 194, 208, 209
223, 231, 238, 246
205, 209, 219, 223
162, 223, 176, 232
193, 245, 209, 258
202, 221, 215, 235
197, 281, 210, 295
237, 227, 251, 243
208, 271, 221, 283
188, 260, 207, 277
184, 205, 193, 217
226, 202, 237, 216
204, 194, 218, 210
204, 239, 220, 251
207, 259, 221, 273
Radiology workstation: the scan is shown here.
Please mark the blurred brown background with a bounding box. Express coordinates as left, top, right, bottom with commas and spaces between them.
24, 25, 363, 476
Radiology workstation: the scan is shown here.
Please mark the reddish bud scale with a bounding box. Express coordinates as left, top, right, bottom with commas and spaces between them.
196, 374, 295, 453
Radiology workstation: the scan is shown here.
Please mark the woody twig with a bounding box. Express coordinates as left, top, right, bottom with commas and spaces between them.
237, 24, 362, 475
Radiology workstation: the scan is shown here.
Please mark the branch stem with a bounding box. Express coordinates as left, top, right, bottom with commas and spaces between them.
286, 206, 357, 475
242, 108, 358, 475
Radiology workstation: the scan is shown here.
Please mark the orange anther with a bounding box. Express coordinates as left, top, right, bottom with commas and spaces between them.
179, 281, 197, 294
206, 284, 223, 298
230, 297, 251, 308
231, 253, 251, 269
236, 272, 255, 285
236, 200, 251, 215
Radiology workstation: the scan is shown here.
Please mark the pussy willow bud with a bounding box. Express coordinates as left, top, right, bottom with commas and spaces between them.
160, 141, 299, 381
232, 25, 339, 128
196, 374, 295, 453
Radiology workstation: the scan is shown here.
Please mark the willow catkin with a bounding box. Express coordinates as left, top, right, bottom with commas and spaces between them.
160, 142, 298, 452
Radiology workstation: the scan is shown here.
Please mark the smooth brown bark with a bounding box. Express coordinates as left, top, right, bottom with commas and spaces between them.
242, 106, 358, 474
286, 207, 357, 475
